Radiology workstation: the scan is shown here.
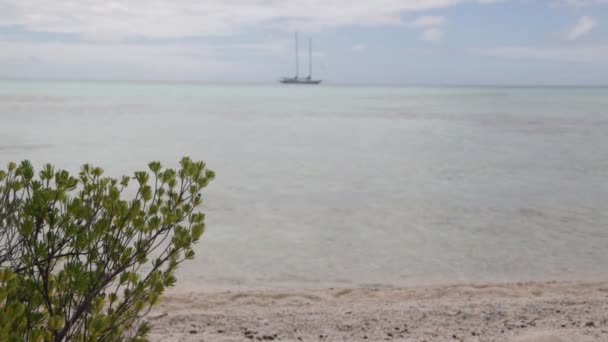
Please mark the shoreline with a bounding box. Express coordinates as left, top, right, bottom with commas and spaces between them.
148, 280, 608, 341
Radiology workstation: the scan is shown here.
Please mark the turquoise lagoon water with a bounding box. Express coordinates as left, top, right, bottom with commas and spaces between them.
0, 80, 607, 287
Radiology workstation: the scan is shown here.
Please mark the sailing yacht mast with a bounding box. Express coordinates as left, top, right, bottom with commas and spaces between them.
295, 32, 299, 79
280, 32, 321, 84
308, 37, 312, 79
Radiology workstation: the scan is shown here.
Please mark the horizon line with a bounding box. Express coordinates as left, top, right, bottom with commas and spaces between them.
1, 77, 607, 88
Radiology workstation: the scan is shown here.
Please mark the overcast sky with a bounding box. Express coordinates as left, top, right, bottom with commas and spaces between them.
1, 0, 607, 85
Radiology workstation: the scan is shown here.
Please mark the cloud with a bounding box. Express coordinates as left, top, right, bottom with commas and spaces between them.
0, 41, 229, 71
409, 15, 445, 28
408, 15, 445, 43
421, 28, 443, 42
0, 38, 324, 80
0, 0, 497, 39
472, 44, 608, 63
352, 43, 367, 52
553, 0, 608, 6
564, 16, 597, 40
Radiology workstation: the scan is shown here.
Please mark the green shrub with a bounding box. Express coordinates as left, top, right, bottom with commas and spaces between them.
0, 157, 214, 341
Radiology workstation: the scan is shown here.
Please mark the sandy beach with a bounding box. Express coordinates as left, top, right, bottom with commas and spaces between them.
148, 281, 608, 341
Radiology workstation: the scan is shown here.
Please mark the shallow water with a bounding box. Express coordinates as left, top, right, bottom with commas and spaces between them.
1, 80, 607, 287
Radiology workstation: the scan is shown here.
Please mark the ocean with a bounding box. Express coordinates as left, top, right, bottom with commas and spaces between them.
1, 80, 607, 287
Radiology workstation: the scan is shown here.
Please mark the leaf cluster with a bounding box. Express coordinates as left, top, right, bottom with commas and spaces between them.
0, 157, 214, 341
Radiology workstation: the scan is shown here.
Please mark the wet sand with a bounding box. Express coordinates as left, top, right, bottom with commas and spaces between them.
148, 281, 608, 341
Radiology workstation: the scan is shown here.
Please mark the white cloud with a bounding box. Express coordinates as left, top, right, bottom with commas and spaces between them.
421, 27, 443, 42
564, 16, 597, 40
352, 43, 367, 52
0, 41, 229, 71
409, 15, 445, 43
0, 0, 497, 39
0, 38, 324, 80
472, 44, 608, 63
554, 0, 608, 6
409, 15, 446, 28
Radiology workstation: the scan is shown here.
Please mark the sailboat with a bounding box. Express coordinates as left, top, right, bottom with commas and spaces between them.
280, 33, 322, 85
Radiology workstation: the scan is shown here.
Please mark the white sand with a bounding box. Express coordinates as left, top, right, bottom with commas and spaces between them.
148, 281, 608, 341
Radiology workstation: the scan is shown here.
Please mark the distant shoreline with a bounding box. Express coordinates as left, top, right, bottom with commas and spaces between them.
149, 280, 608, 341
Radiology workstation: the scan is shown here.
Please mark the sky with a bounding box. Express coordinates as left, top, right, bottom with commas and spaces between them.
0, 0, 607, 85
